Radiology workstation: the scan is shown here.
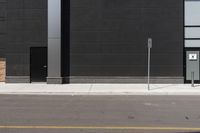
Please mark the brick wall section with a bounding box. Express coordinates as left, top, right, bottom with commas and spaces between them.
69, 0, 184, 77
0, 58, 5, 81
0, 0, 6, 82
0, 0, 6, 58
6, 0, 47, 76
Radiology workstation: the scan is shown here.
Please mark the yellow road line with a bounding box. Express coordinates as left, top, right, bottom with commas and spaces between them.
0, 126, 199, 131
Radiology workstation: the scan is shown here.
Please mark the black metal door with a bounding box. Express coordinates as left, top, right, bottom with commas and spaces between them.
30, 47, 47, 82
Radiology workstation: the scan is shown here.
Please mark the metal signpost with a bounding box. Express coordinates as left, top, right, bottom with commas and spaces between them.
147, 38, 152, 90
191, 71, 194, 87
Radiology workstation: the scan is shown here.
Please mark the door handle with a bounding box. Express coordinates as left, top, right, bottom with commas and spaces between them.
43, 65, 47, 68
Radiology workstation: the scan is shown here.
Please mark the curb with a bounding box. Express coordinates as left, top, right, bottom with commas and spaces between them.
1, 92, 200, 95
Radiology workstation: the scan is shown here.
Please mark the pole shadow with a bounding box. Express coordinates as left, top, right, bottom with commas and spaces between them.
149, 84, 177, 90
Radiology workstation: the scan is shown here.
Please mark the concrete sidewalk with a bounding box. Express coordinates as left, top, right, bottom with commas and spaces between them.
1, 83, 200, 95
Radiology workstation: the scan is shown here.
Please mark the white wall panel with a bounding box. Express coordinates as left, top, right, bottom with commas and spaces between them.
185, 27, 200, 38
185, 1, 200, 25
185, 40, 200, 47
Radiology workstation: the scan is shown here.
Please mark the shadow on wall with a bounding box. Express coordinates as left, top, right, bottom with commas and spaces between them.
61, 0, 70, 83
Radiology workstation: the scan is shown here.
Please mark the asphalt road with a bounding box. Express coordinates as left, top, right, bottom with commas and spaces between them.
0, 95, 200, 133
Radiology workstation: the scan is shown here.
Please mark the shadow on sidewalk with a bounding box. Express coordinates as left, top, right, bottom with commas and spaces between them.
150, 84, 177, 90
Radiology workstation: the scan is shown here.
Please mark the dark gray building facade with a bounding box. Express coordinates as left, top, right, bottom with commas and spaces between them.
0, 0, 196, 84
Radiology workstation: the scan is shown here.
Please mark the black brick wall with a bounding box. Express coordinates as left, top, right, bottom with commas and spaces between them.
6, 0, 47, 76
69, 0, 184, 77
0, 0, 6, 57
0, 0, 184, 82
